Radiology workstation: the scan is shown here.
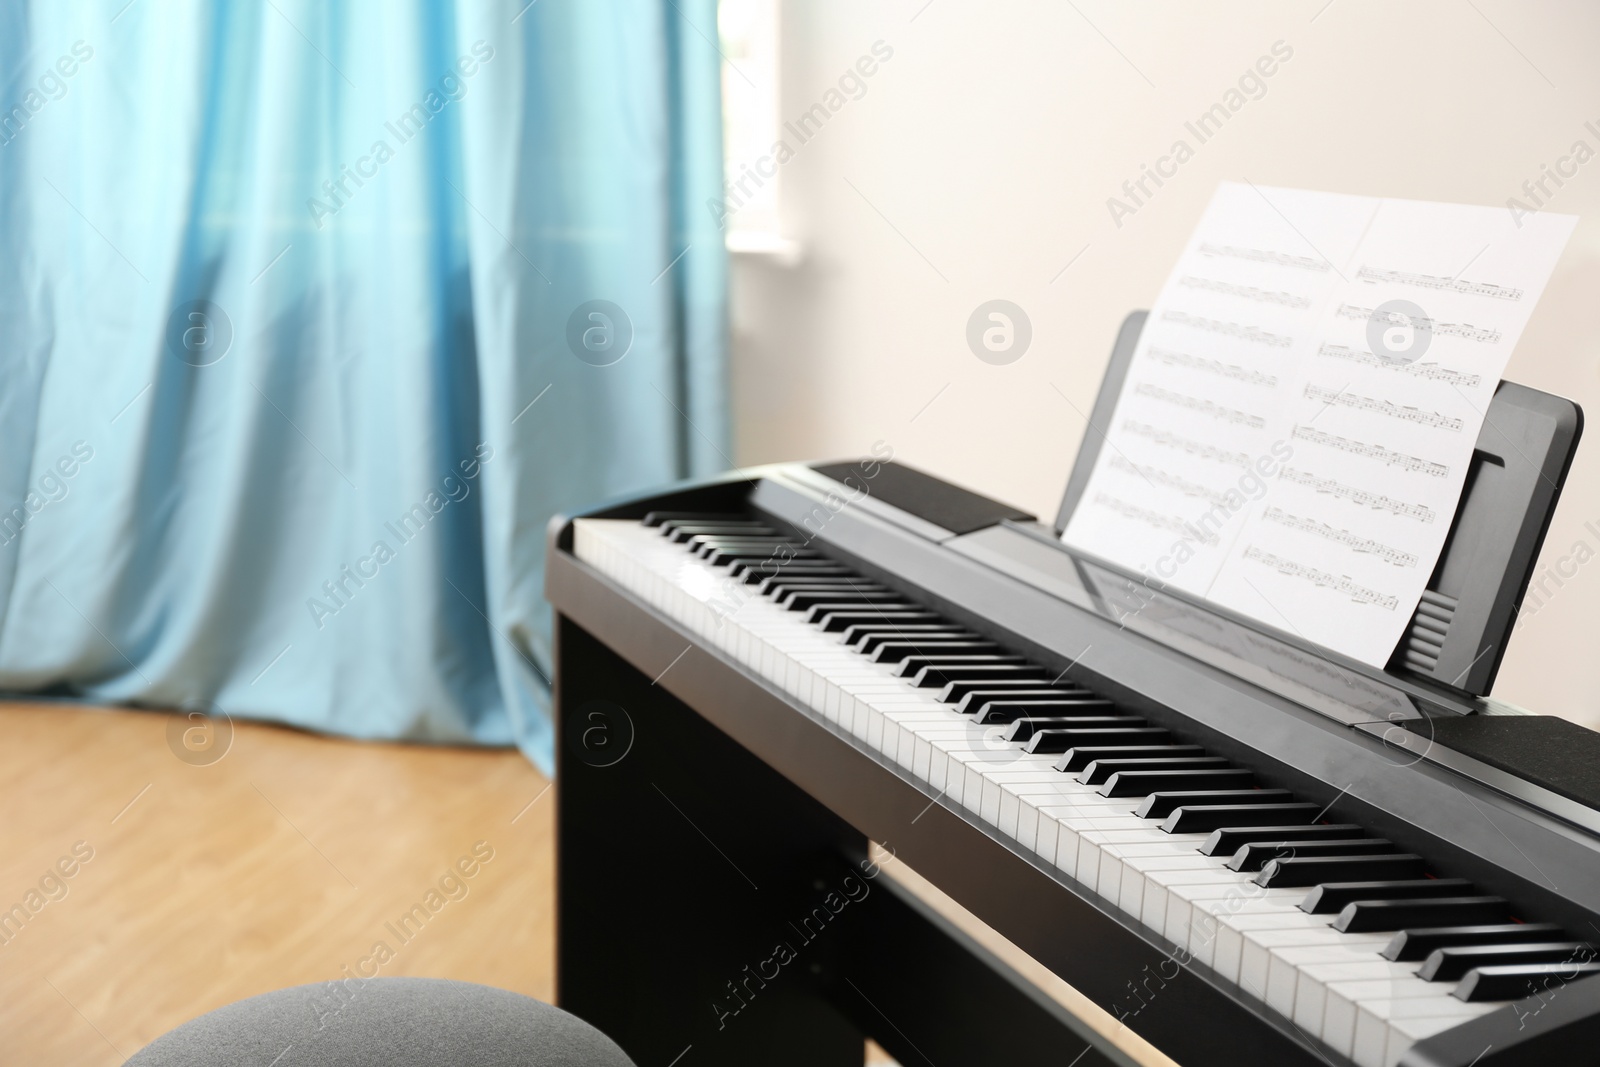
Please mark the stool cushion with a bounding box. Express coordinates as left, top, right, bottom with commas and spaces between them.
126, 977, 637, 1066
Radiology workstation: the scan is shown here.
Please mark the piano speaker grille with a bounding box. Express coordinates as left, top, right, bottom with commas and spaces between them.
1403, 590, 1457, 673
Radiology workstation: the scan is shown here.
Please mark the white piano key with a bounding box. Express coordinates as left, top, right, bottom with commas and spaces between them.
1035, 812, 1059, 863
1162, 881, 1304, 955
1378, 1002, 1500, 1067
1351, 1008, 1388, 1067
1320, 976, 1438, 1060
1112, 853, 1228, 923
1196, 910, 1329, 978
1258, 936, 1389, 1028
1015, 800, 1040, 852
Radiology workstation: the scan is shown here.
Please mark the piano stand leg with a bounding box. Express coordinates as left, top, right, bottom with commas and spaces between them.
556, 618, 867, 1067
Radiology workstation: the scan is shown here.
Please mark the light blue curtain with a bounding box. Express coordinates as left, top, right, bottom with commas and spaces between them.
0, 0, 728, 773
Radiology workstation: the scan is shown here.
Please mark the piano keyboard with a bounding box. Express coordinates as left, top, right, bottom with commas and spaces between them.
574, 514, 1599, 1067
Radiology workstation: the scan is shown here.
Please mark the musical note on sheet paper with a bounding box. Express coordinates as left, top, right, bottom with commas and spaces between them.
1062, 182, 1574, 667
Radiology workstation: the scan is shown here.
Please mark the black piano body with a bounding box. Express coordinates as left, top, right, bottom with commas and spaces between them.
546, 313, 1600, 1067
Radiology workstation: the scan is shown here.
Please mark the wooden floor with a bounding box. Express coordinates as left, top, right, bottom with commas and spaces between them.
0, 702, 554, 1065
0, 702, 901, 1066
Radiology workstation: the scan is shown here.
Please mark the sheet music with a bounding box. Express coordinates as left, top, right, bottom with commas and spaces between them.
1062, 182, 1575, 667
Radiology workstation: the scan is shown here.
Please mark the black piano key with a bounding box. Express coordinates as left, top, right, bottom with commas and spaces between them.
736, 556, 841, 569
1335, 896, 1510, 933
784, 590, 904, 611
686, 533, 792, 547
805, 600, 920, 624
646, 511, 754, 528
1056, 745, 1206, 774
975, 700, 1117, 725
1099, 768, 1254, 798
759, 573, 868, 585
1136, 789, 1293, 820
895, 654, 1030, 678
1383, 923, 1567, 962
760, 567, 860, 579
666, 524, 777, 542
662, 518, 773, 531
869, 641, 997, 664
1004, 717, 1081, 743
731, 559, 848, 580
913, 664, 1049, 689
1080, 756, 1229, 786
1025, 727, 1169, 755
806, 602, 920, 625
752, 568, 845, 581
1454, 961, 1600, 1002
689, 535, 802, 555
1162, 803, 1323, 834
771, 580, 887, 597
643, 511, 704, 526
745, 568, 857, 584
1255, 853, 1425, 889
1226, 838, 1390, 873
782, 588, 900, 607
894, 654, 1025, 677
1200, 824, 1366, 857
1420, 941, 1596, 982
694, 537, 787, 556
1299, 878, 1474, 915
819, 611, 940, 632
847, 625, 971, 650
766, 576, 877, 586
1004, 716, 1142, 743
758, 576, 869, 595
650, 510, 750, 520
951, 686, 1093, 713
708, 545, 823, 565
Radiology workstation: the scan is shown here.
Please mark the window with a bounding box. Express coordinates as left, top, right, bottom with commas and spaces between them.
717, 0, 781, 240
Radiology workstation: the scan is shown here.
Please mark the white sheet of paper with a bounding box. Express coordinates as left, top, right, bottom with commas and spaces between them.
1062, 182, 1575, 667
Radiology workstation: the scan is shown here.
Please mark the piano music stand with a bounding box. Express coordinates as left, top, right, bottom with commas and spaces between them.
1056, 311, 1583, 698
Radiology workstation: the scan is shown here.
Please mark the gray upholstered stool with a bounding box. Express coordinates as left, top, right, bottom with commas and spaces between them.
127, 977, 637, 1066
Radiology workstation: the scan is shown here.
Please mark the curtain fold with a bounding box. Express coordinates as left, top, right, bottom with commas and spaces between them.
0, 0, 728, 773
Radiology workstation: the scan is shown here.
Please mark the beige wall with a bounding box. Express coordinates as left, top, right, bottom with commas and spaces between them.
729, 0, 1600, 724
